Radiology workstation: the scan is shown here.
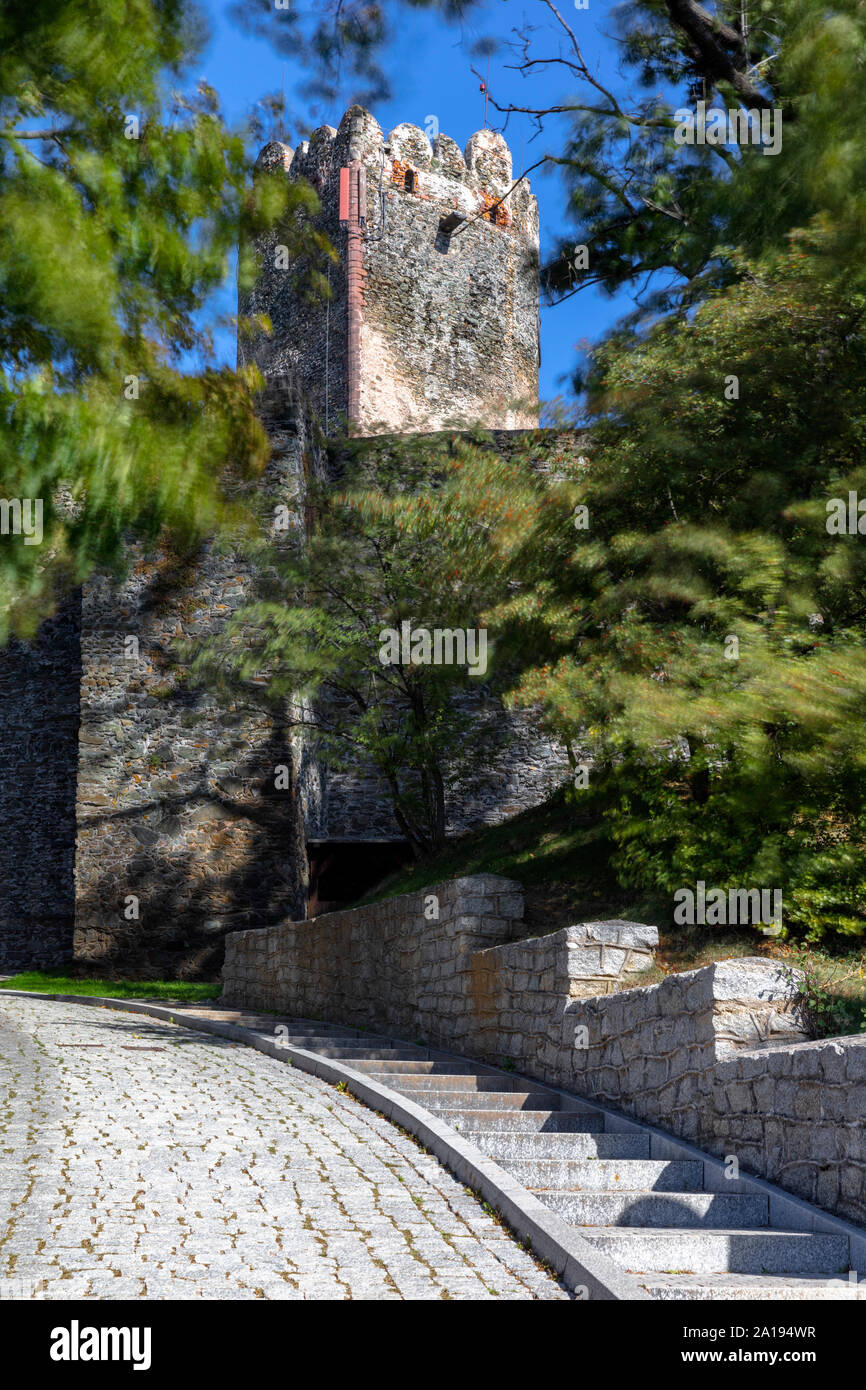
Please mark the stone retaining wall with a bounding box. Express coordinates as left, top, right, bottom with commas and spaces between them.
222, 878, 658, 1045
708, 1037, 866, 1226
561, 958, 809, 1142
222, 875, 528, 1042
222, 876, 866, 1225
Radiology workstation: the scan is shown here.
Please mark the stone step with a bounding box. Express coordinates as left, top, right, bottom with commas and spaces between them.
371, 1072, 553, 1094
259, 1033, 398, 1049
640, 1272, 866, 1300
276, 1044, 427, 1060
442, 1109, 606, 1134
579, 1228, 850, 1275
535, 1190, 768, 1228
420, 1090, 563, 1111
247, 1020, 372, 1038
348, 1060, 499, 1076
271, 1019, 363, 1035
502, 1158, 703, 1192
468, 1130, 648, 1159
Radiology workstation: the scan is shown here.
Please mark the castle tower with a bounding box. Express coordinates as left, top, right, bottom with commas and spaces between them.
240, 106, 540, 433
240, 109, 565, 896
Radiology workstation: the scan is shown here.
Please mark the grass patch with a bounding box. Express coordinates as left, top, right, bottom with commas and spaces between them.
357, 787, 659, 936
0, 973, 220, 1002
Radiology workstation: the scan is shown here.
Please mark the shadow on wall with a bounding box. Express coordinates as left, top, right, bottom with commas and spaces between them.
75, 715, 308, 982
0, 592, 82, 973
72, 514, 314, 981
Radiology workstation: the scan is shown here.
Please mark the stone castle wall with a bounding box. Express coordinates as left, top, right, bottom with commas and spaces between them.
0, 593, 81, 972
72, 384, 313, 977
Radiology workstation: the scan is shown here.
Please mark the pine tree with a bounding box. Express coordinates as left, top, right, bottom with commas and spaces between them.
0, 0, 330, 639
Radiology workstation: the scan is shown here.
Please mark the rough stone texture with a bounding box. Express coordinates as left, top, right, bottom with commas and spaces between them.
0, 994, 568, 1300
0, 593, 81, 971
240, 107, 539, 433
303, 651, 570, 844
222, 875, 529, 1041
708, 1037, 866, 1226
560, 959, 808, 1140
73, 383, 313, 977
222, 879, 659, 1054
222, 883, 866, 1226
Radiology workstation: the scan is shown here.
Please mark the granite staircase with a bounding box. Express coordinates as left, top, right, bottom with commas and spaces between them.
247, 1015, 865, 1301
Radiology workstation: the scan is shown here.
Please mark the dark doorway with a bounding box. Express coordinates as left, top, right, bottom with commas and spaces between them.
306, 840, 414, 917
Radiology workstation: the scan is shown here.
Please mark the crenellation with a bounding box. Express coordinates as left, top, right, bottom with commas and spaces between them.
464, 128, 512, 188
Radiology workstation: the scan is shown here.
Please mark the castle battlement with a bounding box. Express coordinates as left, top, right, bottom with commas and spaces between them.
257, 106, 534, 228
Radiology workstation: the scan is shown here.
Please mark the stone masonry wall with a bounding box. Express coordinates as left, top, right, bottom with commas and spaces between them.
220, 879, 661, 1049
708, 1038, 866, 1225
240, 107, 566, 848
358, 117, 539, 432
468, 921, 659, 1070
222, 875, 528, 1040
73, 382, 313, 978
223, 881, 866, 1224
0, 592, 81, 971
556, 958, 808, 1141
469, 944, 866, 1226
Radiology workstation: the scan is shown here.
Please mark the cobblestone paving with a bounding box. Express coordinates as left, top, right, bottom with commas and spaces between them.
0, 996, 570, 1301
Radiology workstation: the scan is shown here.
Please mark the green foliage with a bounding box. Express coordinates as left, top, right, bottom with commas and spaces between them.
540, 0, 866, 326
189, 434, 506, 858
781, 947, 866, 1039
0, 0, 331, 639
367, 232, 866, 939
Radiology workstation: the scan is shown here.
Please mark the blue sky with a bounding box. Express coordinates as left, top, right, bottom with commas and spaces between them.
195, 0, 637, 405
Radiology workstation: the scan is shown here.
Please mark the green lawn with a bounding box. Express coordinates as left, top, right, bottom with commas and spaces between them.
0, 973, 220, 1002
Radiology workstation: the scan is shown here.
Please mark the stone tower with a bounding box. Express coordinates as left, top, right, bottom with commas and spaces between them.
239, 107, 565, 890
239, 105, 540, 433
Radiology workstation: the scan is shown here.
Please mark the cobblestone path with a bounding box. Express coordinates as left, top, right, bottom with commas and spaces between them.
0, 996, 569, 1301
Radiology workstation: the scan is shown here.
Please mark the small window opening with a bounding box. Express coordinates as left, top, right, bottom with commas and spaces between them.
404, 169, 417, 192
